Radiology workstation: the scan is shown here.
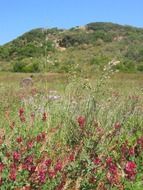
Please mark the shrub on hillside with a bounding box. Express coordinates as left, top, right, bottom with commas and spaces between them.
137, 64, 143, 72
115, 60, 136, 72
13, 58, 41, 73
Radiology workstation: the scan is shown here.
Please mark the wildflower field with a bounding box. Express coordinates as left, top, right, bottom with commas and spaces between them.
0, 70, 143, 190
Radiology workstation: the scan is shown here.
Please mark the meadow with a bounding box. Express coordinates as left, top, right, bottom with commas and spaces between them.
0, 69, 143, 190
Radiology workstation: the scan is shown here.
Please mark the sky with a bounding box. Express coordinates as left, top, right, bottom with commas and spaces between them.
0, 0, 143, 45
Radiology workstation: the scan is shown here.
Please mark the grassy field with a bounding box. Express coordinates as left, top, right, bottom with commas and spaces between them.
0, 71, 143, 189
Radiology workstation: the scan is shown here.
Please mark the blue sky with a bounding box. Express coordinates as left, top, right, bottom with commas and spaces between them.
0, 0, 143, 45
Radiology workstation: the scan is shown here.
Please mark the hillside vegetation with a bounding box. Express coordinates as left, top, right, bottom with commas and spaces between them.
0, 22, 143, 73
0, 22, 143, 189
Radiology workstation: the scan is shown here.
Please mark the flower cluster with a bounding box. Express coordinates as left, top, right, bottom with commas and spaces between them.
1, 106, 142, 189
77, 116, 86, 129
19, 108, 26, 122
125, 161, 137, 180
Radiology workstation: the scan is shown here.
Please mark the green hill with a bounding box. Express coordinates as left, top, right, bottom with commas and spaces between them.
1, 22, 143, 73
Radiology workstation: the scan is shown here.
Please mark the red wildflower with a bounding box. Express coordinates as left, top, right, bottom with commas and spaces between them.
106, 157, 113, 166
128, 147, 135, 156
36, 134, 42, 142
38, 170, 46, 183
27, 141, 34, 149
137, 137, 143, 144
42, 112, 47, 121
41, 132, 46, 139
6, 152, 11, 158
48, 170, 56, 179
16, 136, 23, 143
56, 180, 66, 190
125, 161, 137, 180
36, 132, 46, 142
9, 164, 17, 181
106, 171, 120, 185
44, 159, 52, 167
106, 157, 117, 175
106, 157, 120, 185
0, 162, 4, 172
20, 115, 26, 122
121, 142, 129, 158
10, 163, 17, 169
68, 153, 75, 162
9, 170, 16, 181
23, 155, 35, 173
137, 137, 143, 149
27, 165, 36, 173
24, 155, 33, 164
125, 161, 137, 172
77, 116, 86, 128
13, 151, 21, 162
114, 122, 121, 130
109, 163, 117, 175
19, 108, 24, 116
93, 157, 101, 165
54, 161, 63, 172
19, 108, 26, 122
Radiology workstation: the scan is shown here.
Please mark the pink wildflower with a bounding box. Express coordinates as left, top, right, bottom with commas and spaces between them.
0, 162, 4, 172
54, 161, 63, 172
114, 122, 121, 130
16, 136, 23, 143
125, 161, 137, 180
93, 157, 101, 165
13, 151, 21, 162
42, 112, 47, 121
77, 116, 86, 128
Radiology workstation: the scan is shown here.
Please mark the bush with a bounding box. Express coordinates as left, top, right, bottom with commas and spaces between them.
13, 61, 26, 72
115, 60, 136, 72
90, 56, 110, 68
137, 64, 143, 72
13, 58, 41, 73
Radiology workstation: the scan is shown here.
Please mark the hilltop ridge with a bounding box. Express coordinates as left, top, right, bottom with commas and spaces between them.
0, 22, 143, 73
